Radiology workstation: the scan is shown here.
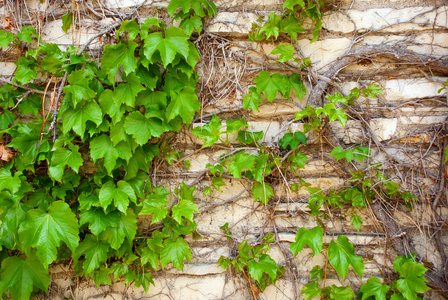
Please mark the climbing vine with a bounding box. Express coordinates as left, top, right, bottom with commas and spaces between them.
0, 0, 439, 299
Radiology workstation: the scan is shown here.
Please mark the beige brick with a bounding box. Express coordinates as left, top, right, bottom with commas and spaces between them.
369, 118, 398, 141
322, 12, 356, 34
208, 12, 259, 35
0, 62, 16, 77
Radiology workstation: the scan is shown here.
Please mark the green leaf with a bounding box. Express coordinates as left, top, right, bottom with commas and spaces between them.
191, 115, 222, 147
143, 27, 189, 67
80, 208, 120, 236
280, 15, 304, 42
99, 180, 137, 212
101, 41, 138, 84
396, 262, 430, 300
172, 199, 199, 224
225, 117, 249, 134
350, 215, 363, 233
17, 26, 38, 43
289, 73, 307, 101
117, 19, 140, 40
61, 11, 73, 33
98, 209, 137, 250
259, 13, 281, 40
74, 234, 109, 274
0, 169, 22, 194
289, 152, 308, 172
290, 226, 323, 257
113, 73, 145, 107
248, 254, 280, 282
252, 182, 274, 205
330, 285, 355, 300
134, 272, 154, 293
140, 186, 170, 224
61, 101, 103, 137
363, 83, 383, 98
179, 15, 203, 36
236, 130, 264, 145
98, 89, 124, 124
343, 187, 365, 207
124, 110, 166, 145
243, 86, 263, 111
167, 86, 200, 124
271, 44, 295, 62
359, 277, 389, 300
136, 90, 167, 109
167, 0, 191, 15
280, 131, 306, 150
0, 253, 50, 300
353, 146, 370, 162
283, 0, 305, 10
255, 71, 288, 101
328, 235, 364, 280
19, 201, 79, 268
90, 134, 132, 174
49, 143, 83, 182
252, 153, 270, 182
301, 282, 321, 300
227, 152, 256, 178
310, 265, 324, 281
0, 30, 15, 48
14, 56, 37, 85
160, 237, 192, 270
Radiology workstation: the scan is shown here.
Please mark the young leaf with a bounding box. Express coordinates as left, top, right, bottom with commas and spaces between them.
280, 131, 306, 150
328, 235, 364, 280
252, 182, 274, 205
330, 285, 355, 300
301, 282, 321, 300
167, 86, 200, 124
19, 201, 79, 268
271, 44, 295, 62
74, 234, 110, 274
247, 254, 280, 282
99, 180, 137, 213
243, 86, 263, 111
191, 115, 222, 147
143, 27, 189, 67
350, 215, 363, 233
61, 10, 73, 33
359, 277, 390, 300
101, 41, 138, 84
0, 253, 50, 300
255, 71, 288, 101
290, 226, 323, 257
160, 237, 192, 270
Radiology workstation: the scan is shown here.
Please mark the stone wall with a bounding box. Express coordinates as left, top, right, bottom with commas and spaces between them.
1, 0, 447, 299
